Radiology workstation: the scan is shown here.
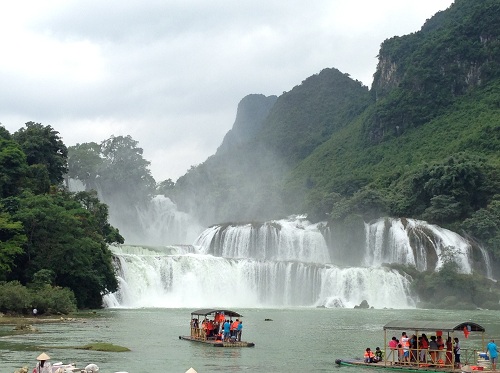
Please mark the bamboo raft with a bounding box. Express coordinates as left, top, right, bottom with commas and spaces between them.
178, 335, 254, 347
179, 308, 255, 348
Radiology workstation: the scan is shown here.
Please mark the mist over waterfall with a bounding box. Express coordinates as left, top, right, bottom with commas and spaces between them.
104, 216, 491, 309
68, 176, 204, 245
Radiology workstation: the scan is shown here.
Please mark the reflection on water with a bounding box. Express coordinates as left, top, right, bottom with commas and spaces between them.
1, 308, 499, 373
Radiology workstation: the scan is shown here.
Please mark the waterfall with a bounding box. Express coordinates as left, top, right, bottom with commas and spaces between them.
103, 245, 414, 309
104, 216, 488, 309
364, 218, 472, 273
194, 216, 330, 263
67, 178, 204, 245
131, 195, 204, 245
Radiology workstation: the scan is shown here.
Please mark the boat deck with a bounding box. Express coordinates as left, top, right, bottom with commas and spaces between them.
179, 335, 255, 347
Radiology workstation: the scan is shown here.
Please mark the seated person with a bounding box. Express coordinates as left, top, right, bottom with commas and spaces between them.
374, 347, 383, 362
364, 348, 375, 363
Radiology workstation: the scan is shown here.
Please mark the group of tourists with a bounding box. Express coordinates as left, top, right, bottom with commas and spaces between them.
190, 312, 243, 342
383, 332, 461, 368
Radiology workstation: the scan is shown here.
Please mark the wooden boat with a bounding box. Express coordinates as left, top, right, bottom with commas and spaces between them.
335, 320, 492, 372
178, 309, 255, 347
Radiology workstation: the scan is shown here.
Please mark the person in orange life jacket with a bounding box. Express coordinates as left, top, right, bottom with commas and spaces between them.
364, 348, 375, 363
231, 319, 239, 337
397, 343, 404, 364
401, 332, 410, 363
437, 335, 445, 362
420, 334, 429, 362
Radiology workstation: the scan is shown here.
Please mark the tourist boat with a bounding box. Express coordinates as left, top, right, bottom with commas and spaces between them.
335, 320, 491, 372
178, 309, 255, 347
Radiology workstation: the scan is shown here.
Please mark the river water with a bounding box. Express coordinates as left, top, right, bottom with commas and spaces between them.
1, 308, 499, 373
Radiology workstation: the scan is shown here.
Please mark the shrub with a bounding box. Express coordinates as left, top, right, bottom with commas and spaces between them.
30, 284, 77, 315
0, 281, 32, 314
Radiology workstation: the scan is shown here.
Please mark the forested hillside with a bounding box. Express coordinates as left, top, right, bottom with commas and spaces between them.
171, 68, 371, 224
169, 0, 500, 266
0, 122, 123, 313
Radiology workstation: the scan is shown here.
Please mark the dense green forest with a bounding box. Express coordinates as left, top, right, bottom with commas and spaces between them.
0, 122, 124, 314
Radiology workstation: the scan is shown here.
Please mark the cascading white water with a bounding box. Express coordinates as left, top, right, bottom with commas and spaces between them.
365, 218, 472, 273
104, 216, 490, 309
194, 216, 330, 263
132, 195, 204, 246
103, 245, 415, 309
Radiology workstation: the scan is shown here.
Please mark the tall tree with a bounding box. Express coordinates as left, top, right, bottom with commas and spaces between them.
13, 122, 68, 185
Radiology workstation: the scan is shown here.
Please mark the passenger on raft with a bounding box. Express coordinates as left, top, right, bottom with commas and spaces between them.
364, 348, 375, 363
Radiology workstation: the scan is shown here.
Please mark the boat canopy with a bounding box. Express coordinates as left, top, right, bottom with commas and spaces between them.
190, 309, 243, 318
383, 320, 485, 333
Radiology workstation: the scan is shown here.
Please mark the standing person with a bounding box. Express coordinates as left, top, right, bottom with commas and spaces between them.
487, 339, 499, 371
35, 352, 52, 373
237, 321, 243, 342
453, 337, 461, 369
387, 336, 398, 364
223, 319, 231, 341
445, 336, 453, 366
401, 332, 410, 364
420, 334, 429, 363
429, 336, 439, 363
231, 319, 239, 338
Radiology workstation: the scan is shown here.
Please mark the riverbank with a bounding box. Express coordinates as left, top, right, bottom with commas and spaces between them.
0, 311, 100, 325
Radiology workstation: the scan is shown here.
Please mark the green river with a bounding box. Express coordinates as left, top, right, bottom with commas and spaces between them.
1, 308, 499, 373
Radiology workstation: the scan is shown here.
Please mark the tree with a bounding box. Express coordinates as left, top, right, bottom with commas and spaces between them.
0, 138, 28, 198
0, 212, 26, 280
13, 122, 68, 185
67, 142, 103, 191
157, 178, 175, 196
11, 190, 120, 308
68, 135, 156, 202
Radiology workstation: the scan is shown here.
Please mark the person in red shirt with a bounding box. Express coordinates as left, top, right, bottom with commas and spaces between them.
231, 319, 239, 339
387, 336, 398, 364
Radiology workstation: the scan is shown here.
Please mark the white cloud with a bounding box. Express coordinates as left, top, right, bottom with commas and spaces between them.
0, 0, 454, 182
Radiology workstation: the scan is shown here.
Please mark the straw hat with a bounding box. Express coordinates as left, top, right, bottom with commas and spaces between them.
36, 352, 51, 361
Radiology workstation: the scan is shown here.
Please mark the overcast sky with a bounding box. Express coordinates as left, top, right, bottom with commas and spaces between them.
0, 0, 454, 182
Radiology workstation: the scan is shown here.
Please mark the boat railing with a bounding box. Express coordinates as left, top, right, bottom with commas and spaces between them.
383, 347, 483, 369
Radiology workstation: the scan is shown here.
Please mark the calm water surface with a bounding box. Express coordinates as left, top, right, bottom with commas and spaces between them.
1, 308, 499, 373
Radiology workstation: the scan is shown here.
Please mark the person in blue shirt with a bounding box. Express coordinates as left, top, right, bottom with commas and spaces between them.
487, 339, 499, 371
237, 321, 243, 341
223, 320, 231, 341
